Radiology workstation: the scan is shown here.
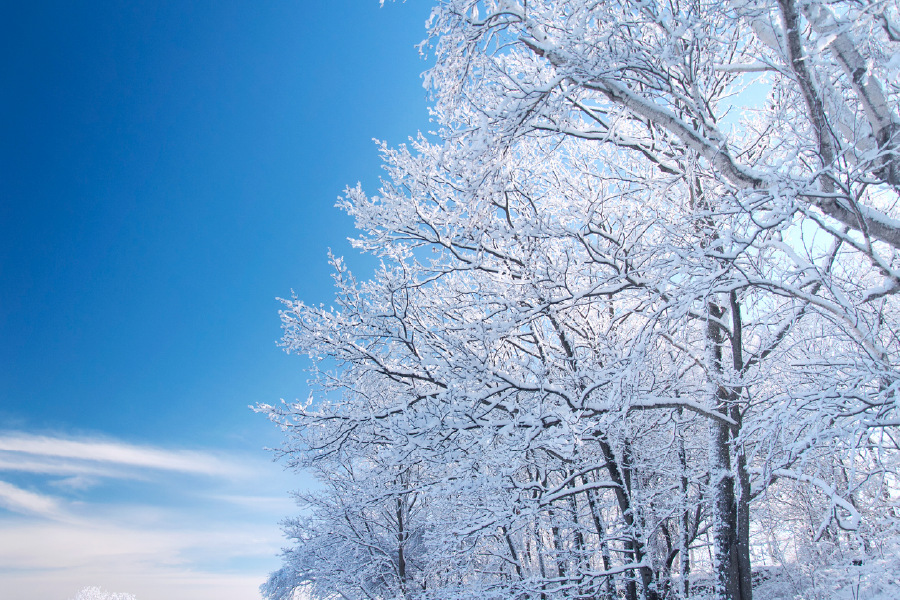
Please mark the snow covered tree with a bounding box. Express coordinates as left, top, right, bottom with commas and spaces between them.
262, 384, 437, 600
70, 587, 136, 600
262, 1, 900, 599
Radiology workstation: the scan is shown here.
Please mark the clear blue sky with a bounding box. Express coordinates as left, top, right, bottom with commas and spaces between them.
0, 1, 433, 597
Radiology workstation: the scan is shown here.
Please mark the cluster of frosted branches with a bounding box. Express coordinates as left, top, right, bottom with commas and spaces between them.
261, 1, 900, 599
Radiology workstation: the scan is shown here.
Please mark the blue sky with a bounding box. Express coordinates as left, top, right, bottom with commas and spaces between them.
0, 1, 433, 598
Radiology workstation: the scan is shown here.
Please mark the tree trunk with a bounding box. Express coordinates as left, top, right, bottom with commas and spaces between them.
729, 293, 753, 600
678, 411, 692, 598
707, 300, 752, 600
597, 437, 658, 600
584, 472, 616, 600
396, 495, 407, 594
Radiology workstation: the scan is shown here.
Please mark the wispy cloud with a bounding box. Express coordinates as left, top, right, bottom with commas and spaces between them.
0, 432, 238, 476
0, 455, 147, 479
0, 480, 65, 519
0, 518, 282, 600
49, 475, 100, 491
0, 430, 300, 600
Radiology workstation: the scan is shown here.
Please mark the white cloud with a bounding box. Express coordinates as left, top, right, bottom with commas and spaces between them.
0, 455, 144, 479
0, 516, 283, 600
0, 431, 301, 600
0, 432, 239, 476
49, 475, 100, 491
0, 480, 65, 519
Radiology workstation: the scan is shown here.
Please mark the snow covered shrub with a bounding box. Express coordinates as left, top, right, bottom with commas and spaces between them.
70, 586, 136, 600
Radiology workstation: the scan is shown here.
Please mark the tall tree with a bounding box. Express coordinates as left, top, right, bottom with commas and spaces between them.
262, 1, 900, 598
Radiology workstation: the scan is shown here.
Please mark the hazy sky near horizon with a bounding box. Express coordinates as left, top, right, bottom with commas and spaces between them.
0, 1, 433, 598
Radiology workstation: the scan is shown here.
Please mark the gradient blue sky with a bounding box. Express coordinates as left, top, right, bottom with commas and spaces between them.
0, 1, 433, 598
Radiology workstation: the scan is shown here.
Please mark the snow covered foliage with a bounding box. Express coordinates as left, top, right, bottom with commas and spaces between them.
70, 587, 136, 600
260, 1, 900, 599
